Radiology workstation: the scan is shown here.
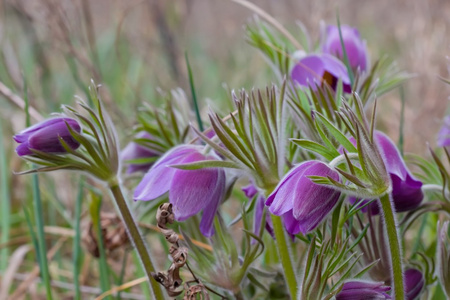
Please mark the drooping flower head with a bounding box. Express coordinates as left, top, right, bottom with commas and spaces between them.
336, 280, 391, 300
14, 117, 81, 156
321, 24, 368, 72
266, 160, 341, 235
134, 145, 225, 237
121, 132, 160, 174
404, 268, 425, 300
437, 115, 450, 147
291, 53, 352, 93
348, 131, 423, 214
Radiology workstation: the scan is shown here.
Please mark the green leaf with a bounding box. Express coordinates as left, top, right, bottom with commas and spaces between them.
290, 139, 338, 161
170, 160, 239, 170
315, 113, 357, 153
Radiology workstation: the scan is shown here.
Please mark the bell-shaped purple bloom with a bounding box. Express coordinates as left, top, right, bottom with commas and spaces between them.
291, 53, 352, 93
322, 25, 368, 72
266, 160, 341, 235
348, 131, 423, 214
14, 117, 81, 156
405, 268, 425, 300
134, 145, 225, 237
121, 132, 160, 174
437, 116, 450, 147
336, 280, 391, 299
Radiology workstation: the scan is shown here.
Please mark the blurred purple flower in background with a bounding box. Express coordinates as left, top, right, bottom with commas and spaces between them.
121, 132, 159, 174
348, 131, 423, 214
291, 53, 351, 93
336, 280, 391, 300
134, 145, 225, 237
14, 117, 81, 156
266, 160, 341, 235
321, 24, 368, 72
404, 268, 424, 300
437, 116, 450, 147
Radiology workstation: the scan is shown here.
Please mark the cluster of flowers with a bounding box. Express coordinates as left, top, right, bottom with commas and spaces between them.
13, 22, 450, 300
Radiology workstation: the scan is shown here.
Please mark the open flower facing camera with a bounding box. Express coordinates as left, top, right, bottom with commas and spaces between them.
8, 4, 450, 300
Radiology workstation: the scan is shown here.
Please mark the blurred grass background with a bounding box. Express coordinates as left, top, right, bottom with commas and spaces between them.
0, 0, 450, 298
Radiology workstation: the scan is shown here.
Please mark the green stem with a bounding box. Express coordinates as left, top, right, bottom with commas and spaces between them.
379, 193, 404, 300
271, 214, 297, 299
32, 173, 53, 299
73, 177, 84, 300
108, 181, 164, 299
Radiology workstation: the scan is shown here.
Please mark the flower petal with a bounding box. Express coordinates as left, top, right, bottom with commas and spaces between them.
133, 145, 196, 201
169, 151, 223, 221
198, 168, 226, 237
28, 118, 81, 153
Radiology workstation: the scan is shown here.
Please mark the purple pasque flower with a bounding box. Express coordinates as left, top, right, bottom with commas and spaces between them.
121, 132, 160, 174
321, 24, 368, 72
134, 145, 225, 237
291, 53, 352, 93
14, 117, 81, 156
336, 280, 391, 300
266, 160, 341, 235
404, 268, 425, 300
348, 131, 423, 214
437, 115, 450, 147
242, 183, 274, 237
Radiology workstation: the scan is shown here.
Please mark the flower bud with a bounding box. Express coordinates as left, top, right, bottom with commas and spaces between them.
336, 280, 391, 299
404, 268, 425, 300
266, 160, 341, 235
134, 145, 225, 237
321, 25, 368, 72
291, 53, 351, 93
14, 117, 81, 156
242, 183, 274, 237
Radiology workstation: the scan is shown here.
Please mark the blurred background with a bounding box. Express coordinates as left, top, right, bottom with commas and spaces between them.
1, 0, 450, 298
1, 0, 450, 153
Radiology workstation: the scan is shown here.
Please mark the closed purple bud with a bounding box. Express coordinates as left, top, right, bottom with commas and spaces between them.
437, 116, 450, 147
322, 25, 368, 72
291, 53, 351, 93
14, 117, 81, 156
121, 132, 159, 174
134, 145, 225, 237
266, 160, 341, 235
336, 280, 391, 300
348, 131, 423, 213
404, 268, 425, 300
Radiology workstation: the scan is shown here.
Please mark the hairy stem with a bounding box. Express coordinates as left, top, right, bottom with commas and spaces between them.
109, 181, 164, 299
271, 214, 297, 299
379, 193, 404, 300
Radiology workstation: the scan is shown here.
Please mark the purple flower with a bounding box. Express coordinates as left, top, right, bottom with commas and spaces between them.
322, 25, 368, 72
437, 116, 450, 147
14, 117, 81, 156
134, 145, 225, 237
336, 280, 391, 300
121, 132, 160, 174
405, 268, 425, 300
266, 161, 341, 235
291, 53, 351, 93
242, 183, 274, 237
348, 131, 423, 214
